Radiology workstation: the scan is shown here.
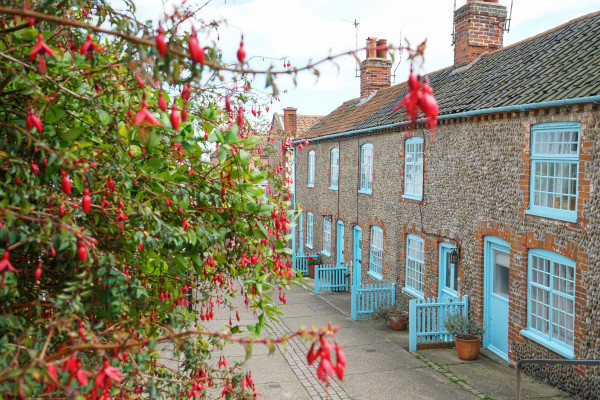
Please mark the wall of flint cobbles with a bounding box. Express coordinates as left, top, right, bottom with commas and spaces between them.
294, 104, 600, 399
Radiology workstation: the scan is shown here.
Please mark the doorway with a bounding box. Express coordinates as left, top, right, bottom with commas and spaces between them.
484, 236, 510, 362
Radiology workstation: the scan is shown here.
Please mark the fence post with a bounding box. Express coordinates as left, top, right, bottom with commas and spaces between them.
314, 264, 320, 295
345, 263, 349, 291
351, 285, 357, 320
409, 299, 417, 351
462, 295, 469, 317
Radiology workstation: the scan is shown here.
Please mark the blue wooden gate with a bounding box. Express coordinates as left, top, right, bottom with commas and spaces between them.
314, 263, 349, 294
351, 283, 396, 320
293, 252, 318, 277
409, 295, 469, 351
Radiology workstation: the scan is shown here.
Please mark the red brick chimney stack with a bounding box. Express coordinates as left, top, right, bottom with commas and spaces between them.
453, 0, 507, 65
283, 107, 297, 138
360, 37, 392, 99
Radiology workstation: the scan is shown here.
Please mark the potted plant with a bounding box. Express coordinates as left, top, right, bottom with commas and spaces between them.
442, 312, 485, 360
306, 253, 321, 279
372, 302, 409, 331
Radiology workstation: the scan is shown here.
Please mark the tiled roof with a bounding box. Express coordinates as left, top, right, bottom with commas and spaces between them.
272, 113, 323, 137
298, 115, 324, 137
307, 11, 600, 138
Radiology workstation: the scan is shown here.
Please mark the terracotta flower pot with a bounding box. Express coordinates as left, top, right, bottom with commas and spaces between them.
454, 336, 481, 360
308, 264, 315, 279
388, 312, 408, 331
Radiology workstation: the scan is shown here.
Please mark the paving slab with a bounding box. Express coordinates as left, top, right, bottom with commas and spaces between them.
283, 313, 356, 332
234, 353, 299, 384
255, 380, 311, 400
342, 342, 423, 375
331, 324, 394, 347
342, 368, 477, 400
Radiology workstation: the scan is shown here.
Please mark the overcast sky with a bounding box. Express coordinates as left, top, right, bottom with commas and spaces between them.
129, 0, 599, 118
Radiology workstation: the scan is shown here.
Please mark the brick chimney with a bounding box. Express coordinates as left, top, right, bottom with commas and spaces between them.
453, 0, 507, 65
283, 107, 297, 138
360, 37, 392, 99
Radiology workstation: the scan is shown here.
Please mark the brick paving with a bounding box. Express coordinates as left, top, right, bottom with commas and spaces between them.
267, 316, 351, 400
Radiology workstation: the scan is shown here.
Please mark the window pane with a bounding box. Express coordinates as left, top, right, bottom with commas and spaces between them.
406, 236, 424, 292
494, 250, 510, 298
528, 251, 575, 348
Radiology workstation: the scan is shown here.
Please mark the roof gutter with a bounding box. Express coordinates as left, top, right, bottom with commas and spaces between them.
295, 95, 600, 144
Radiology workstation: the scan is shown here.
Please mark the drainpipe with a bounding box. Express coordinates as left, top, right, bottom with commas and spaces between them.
292, 146, 297, 265
294, 95, 600, 145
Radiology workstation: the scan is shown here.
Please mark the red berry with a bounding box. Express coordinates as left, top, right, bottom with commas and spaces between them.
77, 244, 86, 262
60, 171, 71, 195
158, 91, 167, 112
237, 39, 246, 64
82, 188, 92, 213
188, 30, 205, 65
170, 103, 180, 131
156, 26, 167, 58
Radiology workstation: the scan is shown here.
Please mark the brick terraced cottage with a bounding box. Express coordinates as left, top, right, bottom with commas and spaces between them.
292, 1, 600, 398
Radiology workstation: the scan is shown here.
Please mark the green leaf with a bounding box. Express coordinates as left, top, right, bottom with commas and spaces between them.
14, 28, 39, 42
243, 136, 261, 148
224, 125, 241, 144
46, 107, 65, 124
61, 127, 85, 143
98, 109, 111, 125
129, 145, 142, 156
239, 149, 249, 171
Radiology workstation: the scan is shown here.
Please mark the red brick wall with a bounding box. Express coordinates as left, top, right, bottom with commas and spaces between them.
359, 59, 392, 99
453, 1, 507, 65
283, 107, 297, 138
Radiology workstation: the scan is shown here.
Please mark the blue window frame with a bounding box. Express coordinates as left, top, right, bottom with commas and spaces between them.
368, 226, 383, 280
521, 249, 575, 358
359, 144, 373, 194
526, 122, 580, 222
306, 212, 313, 248
322, 216, 331, 256
307, 151, 315, 187
404, 234, 425, 298
330, 148, 339, 190
403, 137, 424, 200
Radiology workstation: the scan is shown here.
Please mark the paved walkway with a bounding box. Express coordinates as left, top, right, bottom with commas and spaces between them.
231, 282, 573, 400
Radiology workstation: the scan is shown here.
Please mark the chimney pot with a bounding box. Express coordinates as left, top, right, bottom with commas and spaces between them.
376, 39, 388, 59
366, 37, 377, 59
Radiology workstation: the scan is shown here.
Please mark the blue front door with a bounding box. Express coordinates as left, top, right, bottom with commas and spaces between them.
337, 221, 344, 264
353, 226, 362, 287
438, 243, 459, 302
484, 236, 510, 361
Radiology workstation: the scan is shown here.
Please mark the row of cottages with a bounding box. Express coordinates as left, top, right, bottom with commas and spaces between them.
292, 1, 600, 398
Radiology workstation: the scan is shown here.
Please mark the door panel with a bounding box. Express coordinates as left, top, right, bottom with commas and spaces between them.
438, 243, 458, 302
337, 221, 344, 264
484, 237, 510, 362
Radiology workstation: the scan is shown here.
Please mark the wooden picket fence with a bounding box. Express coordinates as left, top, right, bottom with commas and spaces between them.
314, 263, 349, 294
408, 295, 469, 351
293, 252, 319, 277
351, 283, 396, 320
